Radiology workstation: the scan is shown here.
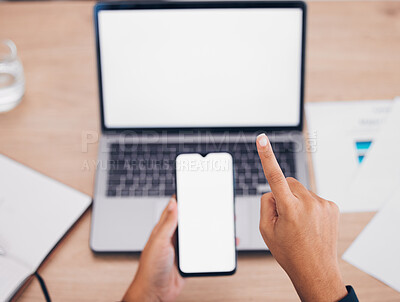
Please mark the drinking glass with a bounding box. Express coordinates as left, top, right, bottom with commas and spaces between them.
0, 39, 25, 113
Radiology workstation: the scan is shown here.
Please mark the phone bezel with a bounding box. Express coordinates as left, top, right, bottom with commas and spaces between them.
175, 152, 237, 277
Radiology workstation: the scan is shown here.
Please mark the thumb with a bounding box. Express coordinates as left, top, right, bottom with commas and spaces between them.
259, 192, 278, 241
158, 198, 178, 239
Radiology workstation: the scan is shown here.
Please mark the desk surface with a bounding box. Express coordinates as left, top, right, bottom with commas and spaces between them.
1, 1, 400, 301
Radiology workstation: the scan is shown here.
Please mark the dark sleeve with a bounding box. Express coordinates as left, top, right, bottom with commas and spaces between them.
338, 286, 358, 302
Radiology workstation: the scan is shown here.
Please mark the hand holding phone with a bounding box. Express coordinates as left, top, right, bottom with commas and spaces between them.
175, 152, 236, 277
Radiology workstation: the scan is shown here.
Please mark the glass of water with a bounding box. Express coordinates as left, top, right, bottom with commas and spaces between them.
0, 39, 25, 113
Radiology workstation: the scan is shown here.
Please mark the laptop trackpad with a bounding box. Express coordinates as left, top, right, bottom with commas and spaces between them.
236, 197, 268, 251
154, 199, 170, 223
235, 197, 251, 249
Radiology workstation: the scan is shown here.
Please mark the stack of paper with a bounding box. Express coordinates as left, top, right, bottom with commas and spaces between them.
341, 98, 400, 212
341, 98, 400, 293
306, 100, 393, 212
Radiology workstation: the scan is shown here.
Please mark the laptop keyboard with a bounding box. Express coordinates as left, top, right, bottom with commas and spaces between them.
106, 141, 296, 197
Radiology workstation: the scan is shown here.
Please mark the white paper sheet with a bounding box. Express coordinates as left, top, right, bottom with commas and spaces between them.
0, 154, 92, 301
342, 190, 400, 292
341, 98, 400, 212
306, 100, 393, 212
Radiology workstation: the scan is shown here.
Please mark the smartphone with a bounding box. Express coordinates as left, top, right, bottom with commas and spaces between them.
175, 152, 236, 277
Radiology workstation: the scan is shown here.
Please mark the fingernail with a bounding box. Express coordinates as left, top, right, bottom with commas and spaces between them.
257, 133, 268, 147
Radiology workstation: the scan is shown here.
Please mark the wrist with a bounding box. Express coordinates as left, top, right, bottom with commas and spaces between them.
123, 278, 160, 302
287, 262, 347, 302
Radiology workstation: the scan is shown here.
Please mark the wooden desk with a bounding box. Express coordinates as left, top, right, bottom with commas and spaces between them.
1, 1, 399, 301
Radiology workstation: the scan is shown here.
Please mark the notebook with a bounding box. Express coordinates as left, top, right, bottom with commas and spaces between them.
0, 154, 92, 301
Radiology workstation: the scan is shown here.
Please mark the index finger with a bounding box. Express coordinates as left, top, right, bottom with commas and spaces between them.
256, 133, 292, 201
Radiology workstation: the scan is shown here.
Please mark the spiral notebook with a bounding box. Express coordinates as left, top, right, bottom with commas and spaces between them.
0, 154, 92, 301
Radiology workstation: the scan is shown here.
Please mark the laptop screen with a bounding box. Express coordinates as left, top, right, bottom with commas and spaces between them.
97, 7, 304, 129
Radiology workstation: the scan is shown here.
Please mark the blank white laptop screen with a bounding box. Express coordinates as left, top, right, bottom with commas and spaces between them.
98, 8, 303, 128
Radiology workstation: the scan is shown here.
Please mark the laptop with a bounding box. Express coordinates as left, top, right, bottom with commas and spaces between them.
90, 1, 308, 252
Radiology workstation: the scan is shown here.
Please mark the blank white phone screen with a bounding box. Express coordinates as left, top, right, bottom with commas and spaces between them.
176, 153, 236, 274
